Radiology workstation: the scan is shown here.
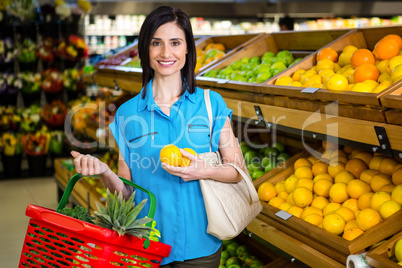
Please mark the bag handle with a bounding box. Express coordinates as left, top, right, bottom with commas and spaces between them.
203, 90, 259, 203
57, 173, 156, 227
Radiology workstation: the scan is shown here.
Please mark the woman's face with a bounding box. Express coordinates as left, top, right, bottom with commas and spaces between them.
149, 22, 187, 78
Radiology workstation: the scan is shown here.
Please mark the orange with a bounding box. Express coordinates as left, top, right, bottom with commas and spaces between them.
392, 168, 402, 185
278, 202, 293, 212
344, 220, 359, 232
301, 206, 323, 219
379, 157, 399, 176
330, 149, 348, 159
346, 179, 371, 199
380, 184, 395, 194
373, 37, 400, 60
286, 192, 295, 205
287, 206, 304, 218
275, 76, 294, 86
212, 43, 226, 52
392, 185, 402, 205
268, 196, 286, 208
294, 158, 313, 169
353, 151, 373, 166
313, 173, 334, 183
308, 155, 319, 165
294, 166, 313, 180
160, 144, 182, 166
342, 198, 360, 212
350, 148, 364, 159
285, 175, 299, 193
342, 227, 364, 241
258, 182, 277, 202
360, 169, 380, 184
274, 181, 286, 193
343, 145, 355, 154
322, 140, 339, 151
314, 179, 333, 197
371, 191, 392, 211
351, 49, 376, 68
335, 207, 356, 222
393, 164, 402, 173
293, 187, 313, 208
358, 192, 375, 210
277, 191, 289, 200
316, 59, 335, 71
292, 69, 307, 81
335, 170, 355, 184
312, 161, 329, 177
329, 182, 349, 203
330, 156, 349, 165
369, 156, 386, 170
356, 208, 381, 231
370, 174, 392, 192
180, 148, 197, 167
328, 162, 345, 178
322, 213, 346, 235
383, 34, 402, 50
345, 158, 368, 179
296, 178, 314, 191
379, 200, 401, 219
323, 202, 342, 216
338, 51, 354, 67
353, 63, 380, 83
311, 196, 330, 210
304, 213, 323, 226
317, 47, 339, 62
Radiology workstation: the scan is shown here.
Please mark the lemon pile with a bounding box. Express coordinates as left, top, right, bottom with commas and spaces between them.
258, 140, 402, 241
273, 34, 402, 93
195, 43, 226, 73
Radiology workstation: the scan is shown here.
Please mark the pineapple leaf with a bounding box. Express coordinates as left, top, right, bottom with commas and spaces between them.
127, 217, 153, 227
125, 199, 147, 227
106, 189, 114, 218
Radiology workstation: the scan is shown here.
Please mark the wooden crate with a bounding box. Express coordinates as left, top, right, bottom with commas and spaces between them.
196, 29, 349, 91
366, 231, 402, 268
253, 159, 402, 264
194, 33, 264, 75
381, 86, 402, 126
54, 158, 75, 185
262, 25, 402, 107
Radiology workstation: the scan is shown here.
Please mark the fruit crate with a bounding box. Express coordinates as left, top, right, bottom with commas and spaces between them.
194, 33, 264, 75
366, 230, 402, 268
262, 25, 402, 107
253, 158, 402, 264
54, 158, 75, 185
381, 86, 402, 126
196, 29, 349, 92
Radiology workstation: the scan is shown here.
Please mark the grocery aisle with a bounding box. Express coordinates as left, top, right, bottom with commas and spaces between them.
0, 176, 59, 267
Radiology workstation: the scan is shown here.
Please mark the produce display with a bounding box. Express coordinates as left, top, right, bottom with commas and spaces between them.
202, 50, 303, 83
273, 34, 402, 93
219, 239, 265, 268
257, 140, 402, 241
195, 42, 226, 73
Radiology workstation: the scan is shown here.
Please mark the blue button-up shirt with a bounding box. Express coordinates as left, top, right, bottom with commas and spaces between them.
108, 79, 232, 264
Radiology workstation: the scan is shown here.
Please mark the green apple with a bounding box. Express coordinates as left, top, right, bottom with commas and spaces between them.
261, 155, 274, 168
248, 77, 257, 83
245, 256, 257, 266
230, 60, 244, 70
277, 152, 291, 164
262, 57, 275, 65
222, 239, 234, 250
251, 170, 265, 180
226, 256, 242, 266
240, 144, 251, 155
220, 67, 234, 76
244, 150, 259, 165
241, 57, 250, 64
250, 56, 261, 65
289, 57, 303, 67
271, 142, 285, 153
205, 49, 225, 59
247, 162, 262, 174
245, 62, 258, 71
271, 57, 288, 66
264, 159, 277, 172
221, 250, 230, 260
264, 147, 279, 158
255, 63, 271, 74
228, 265, 241, 268
262, 51, 275, 60
250, 259, 264, 268
255, 71, 272, 83
271, 66, 287, 76
219, 266, 226, 268
204, 69, 219, 77
276, 50, 292, 58
226, 242, 240, 257
238, 251, 250, 262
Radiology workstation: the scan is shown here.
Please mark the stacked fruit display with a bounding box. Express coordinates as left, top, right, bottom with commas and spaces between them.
202, 50, 302, 83
257, 141, 402, 241
195, 42, 227, 73
219, 239, 264, 268
273, 34, 402, 93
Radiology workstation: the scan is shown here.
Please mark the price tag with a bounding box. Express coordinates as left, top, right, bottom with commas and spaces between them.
275, 210, 293, 220
217, 79, 230, 84
301, 86, 321, 93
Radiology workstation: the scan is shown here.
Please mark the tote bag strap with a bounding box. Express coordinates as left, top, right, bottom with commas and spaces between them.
203, 89, 259, 203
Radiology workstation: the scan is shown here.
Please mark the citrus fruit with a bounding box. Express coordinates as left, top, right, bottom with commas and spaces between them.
318, 68, 335, 78
274, 181, 286, 193
312, 161, 329, 177
323, 202, 342, 216
379, 200, 401, 219
304, 75, 322, 87
391, 185, 402, 205
268, 196, 286, 208
289, 81, 302, 87
372, 84, 389, 93
301, 206, 323, 219
392, 64, 402, 81
258, 182, 277, 202
373, 37, 400, 60
317, 47, 338, 62
287, 206, 304, 218
316, 59, 335, 71
350, 83, 373, 93
383, 34, 402, 50
311, 196, 330, 210
354, 63, 380, 83
277, 191, 289, 200
286, 192, 295, 205
345, 158, 368, 179
392, 168, 402, 185
379, 157, 399, 176
322, 213, 345, 235
180, 148, 197, 167
296, 178, 314, 191
344, 220, 359, 231
292, 69, 307, 81
335, 170, 355, 184
278, 202, 293, 211
346, 179, 371, 199
380, 184, 395, 194
294, 158, 313, 169
294, 166, 313, 180
275, 76, 294, 86
342, 227, 364, 241
358, 192, 375, 210
326, 74, 348, 91
285, 175, 299, 193
293, 187, 313, 208
160, 144, 182, 166
371, 191, 392, 211
329, 182, 349, 203
314, 179, 333, 197
351, 49, 375, 68
353, 151, 373, 166
385, 55, 402, 74
335, 207, 356, 222
370, 174, 392, 192
342, 198, 360, 212
328, 162, 345, 178
376, 60, 389, 73
356, 208, 381, 231
304, 213, 323, 226
338, 51, 354, 67
343, 45, 359, 53
395, 238, 402, 263
369, 156, 386, 170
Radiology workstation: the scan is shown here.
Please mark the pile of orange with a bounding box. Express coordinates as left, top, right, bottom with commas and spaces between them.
195, 43, 226, 73
257, 140, 402, 241
272, 33, 402, 93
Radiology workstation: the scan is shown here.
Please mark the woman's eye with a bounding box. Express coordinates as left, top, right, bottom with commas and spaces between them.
151, 41, 161, 46
172, 41, 180, 46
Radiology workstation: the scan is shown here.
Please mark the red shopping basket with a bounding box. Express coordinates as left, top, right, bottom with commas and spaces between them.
19, 174, 171, 268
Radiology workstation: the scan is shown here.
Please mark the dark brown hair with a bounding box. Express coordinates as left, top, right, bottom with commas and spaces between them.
138, 6, 196, 98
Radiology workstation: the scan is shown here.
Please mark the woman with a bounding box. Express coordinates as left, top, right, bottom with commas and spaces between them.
71, 6, 244, 267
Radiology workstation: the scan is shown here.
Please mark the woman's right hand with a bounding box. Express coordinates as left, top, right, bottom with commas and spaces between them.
71, 151, 110, 176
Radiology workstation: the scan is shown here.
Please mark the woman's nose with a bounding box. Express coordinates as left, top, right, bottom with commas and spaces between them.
161, 45, 171, 58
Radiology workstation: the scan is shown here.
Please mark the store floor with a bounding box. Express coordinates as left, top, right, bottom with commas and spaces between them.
0, 176, 59, 267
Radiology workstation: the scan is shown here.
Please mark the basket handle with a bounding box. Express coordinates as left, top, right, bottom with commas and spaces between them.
56, 173, 157, 226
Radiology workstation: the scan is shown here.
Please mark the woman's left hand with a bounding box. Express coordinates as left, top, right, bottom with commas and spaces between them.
162, 149, 209, 181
